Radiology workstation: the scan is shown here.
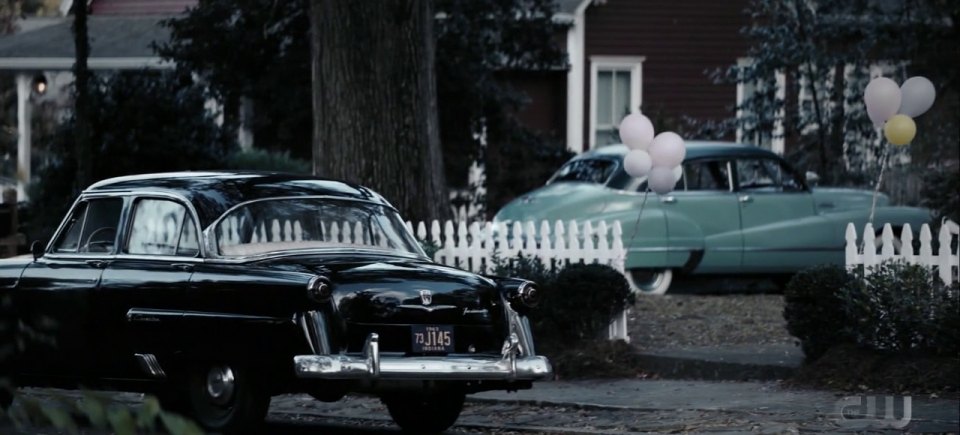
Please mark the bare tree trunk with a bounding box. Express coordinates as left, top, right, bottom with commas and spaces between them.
310, 0, 450, 222
72, 0, 93, 190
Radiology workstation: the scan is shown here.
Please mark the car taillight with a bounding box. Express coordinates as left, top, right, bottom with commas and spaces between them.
517, 282, 540, 308
307, 276, 333, 301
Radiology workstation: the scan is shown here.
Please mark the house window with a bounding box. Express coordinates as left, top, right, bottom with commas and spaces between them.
735, 57, 785, 154
590, 56, 644, 149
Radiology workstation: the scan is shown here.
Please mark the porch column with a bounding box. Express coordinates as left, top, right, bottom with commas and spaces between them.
565, 4, 587, 154
15, 73, 32, 201
238, 96, 254, 151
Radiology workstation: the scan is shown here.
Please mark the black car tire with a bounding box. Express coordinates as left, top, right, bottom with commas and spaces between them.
182, 362, 270, 434
382, 390, 465, 433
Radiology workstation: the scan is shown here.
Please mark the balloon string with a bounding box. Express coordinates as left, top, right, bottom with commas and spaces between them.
868, 144, 890, 226
862, 144, 890, 253
628, 189, 650, 246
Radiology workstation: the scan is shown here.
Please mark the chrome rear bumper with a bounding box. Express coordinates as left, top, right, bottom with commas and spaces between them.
294, 333, 552, 381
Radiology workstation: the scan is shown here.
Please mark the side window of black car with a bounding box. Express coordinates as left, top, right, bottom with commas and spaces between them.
53, 198, 123, 254
127, 199, 200, 257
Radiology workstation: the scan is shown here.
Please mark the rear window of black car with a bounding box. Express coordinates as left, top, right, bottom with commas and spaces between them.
548, 158, 617, 185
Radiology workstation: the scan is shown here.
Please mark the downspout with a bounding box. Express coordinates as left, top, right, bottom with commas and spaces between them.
565, 0, 590, 154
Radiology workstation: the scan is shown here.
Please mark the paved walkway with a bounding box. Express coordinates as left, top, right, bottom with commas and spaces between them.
472, 378, 959, 432
470, 343, 957, 432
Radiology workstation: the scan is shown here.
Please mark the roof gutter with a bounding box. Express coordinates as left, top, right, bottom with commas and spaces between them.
0, 56, 173, 70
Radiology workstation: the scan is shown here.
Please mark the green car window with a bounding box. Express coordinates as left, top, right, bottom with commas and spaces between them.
683, 160, 731, 191
549, 158, 617, 185
736, 158, 804, 192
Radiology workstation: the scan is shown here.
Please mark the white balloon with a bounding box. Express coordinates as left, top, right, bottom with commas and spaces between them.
648, 132, 686, 168
864, 77, 901, 127
648, 166, 676, 195
619, 113, 655, 150
623, 149, 653, 178
898, 76, 936, 117
673, 164, 683, 183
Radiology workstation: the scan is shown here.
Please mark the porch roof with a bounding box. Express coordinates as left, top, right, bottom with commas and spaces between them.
0, 16, 175, 70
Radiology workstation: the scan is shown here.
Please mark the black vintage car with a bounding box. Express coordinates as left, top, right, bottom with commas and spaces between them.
0, 172, 551, 433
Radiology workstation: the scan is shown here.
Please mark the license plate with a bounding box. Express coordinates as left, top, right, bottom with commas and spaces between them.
411, 325, 454, 353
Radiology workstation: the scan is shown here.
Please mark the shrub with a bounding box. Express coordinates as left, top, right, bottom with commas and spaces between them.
488, 252, 557, 290
416, 238, 440, 260
486, 256, 638, 378
485, 255, 633, 345
783, 265, 857, 361
530, 263, 634, 346
842, 261, 959, 355
786, 262, 960, 363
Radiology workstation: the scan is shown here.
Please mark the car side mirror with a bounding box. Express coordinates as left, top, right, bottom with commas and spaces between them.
805, 171, 820, 187
30, 240, 44, 261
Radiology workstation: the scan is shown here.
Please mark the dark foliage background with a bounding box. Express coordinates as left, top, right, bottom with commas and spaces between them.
694, 0, 959, 207
920, 166, 960, 223
433, 0, 570, 213
22, 71, 231, 243
157, 0, 570, 217
156, 0, 312, 160
785, 261, 959, 362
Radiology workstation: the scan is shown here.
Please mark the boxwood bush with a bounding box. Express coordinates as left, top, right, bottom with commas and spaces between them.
487, 255, 634, 346
843, 261, 959, 355
531, 263, 634, 344
783, 264, 857, 361
785, 261, 959, 362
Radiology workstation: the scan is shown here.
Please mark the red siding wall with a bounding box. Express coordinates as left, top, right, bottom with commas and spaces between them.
583, 0, 749, 147
90, 0, 197, 15
499, 71, 568, 141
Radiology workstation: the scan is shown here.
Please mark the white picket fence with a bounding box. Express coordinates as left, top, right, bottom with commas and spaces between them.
407, 219, 631, 341
845, 220, 960, 285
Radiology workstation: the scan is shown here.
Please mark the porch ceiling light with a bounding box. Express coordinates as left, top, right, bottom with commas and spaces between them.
32, 74, 48, 96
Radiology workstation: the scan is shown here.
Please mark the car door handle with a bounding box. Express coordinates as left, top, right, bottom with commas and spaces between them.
171, 263, 195, 272
85, 259, 109, 269
660, 195, 676, 204
739, 195, 752, 203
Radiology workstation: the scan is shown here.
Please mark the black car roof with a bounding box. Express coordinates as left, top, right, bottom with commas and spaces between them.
85, 171, 392, 228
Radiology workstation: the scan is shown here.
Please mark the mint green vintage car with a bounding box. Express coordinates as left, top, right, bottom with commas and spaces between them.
494, 142, 932, 294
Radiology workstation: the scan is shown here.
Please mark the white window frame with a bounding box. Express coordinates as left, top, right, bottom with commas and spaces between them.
735, 57, 785, 154
589, 56, 644, 150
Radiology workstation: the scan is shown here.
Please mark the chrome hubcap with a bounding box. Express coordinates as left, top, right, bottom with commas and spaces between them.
205, 365, 236, 406
631, 270, 664, 291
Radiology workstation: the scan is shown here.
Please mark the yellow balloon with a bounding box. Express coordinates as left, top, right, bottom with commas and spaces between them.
883, 114, 916, 146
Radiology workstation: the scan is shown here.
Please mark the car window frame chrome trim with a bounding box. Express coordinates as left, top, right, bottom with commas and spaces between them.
203, 195, 428, 261
203, 246, 428, 265
45, 194, 127, 257
120, 194, 205, 259
44, 190, 207, 260
731, 156, 810, 194
613, 157, 736, 196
